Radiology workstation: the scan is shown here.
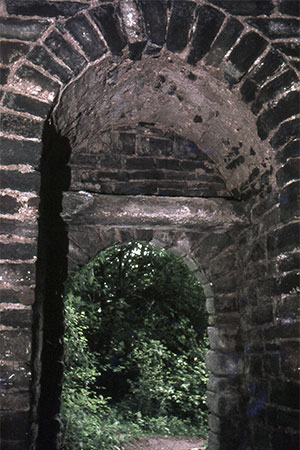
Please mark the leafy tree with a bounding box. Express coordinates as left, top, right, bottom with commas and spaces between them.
61, 242, 209, 449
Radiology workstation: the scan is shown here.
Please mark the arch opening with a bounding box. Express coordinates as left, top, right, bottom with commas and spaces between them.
61, 240, 210, 449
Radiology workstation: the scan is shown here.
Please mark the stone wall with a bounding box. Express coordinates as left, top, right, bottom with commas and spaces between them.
0, 1, 299, 449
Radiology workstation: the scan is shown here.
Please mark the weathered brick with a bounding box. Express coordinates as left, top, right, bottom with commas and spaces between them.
1, 114, 43, 139
251, 69, 298, 115
270, 118, 300, 149
1, 364, 31, 391
166, 1, 196, 53
0, 329, 31, 361
0, 67, 9, 85
14, 64, 60, 97
0, 242, 36, 260
267, 223, 300, 255
290, 59, 300, 71
0, 17, 49, 41
276, 159, 300, 187
280, 181, 300, 222
0, 170, 40, 192
274, 41, 300, 58
0, 309, 32, 328
6, 0, 89, 17
90, 5, 126, 56
0, 137, 42, 166
44, 30, 86, 74
65, 15, 107, 61
278, 0, 300, 16
257, 91, 300, 140
0, 41, 29, 64
0, 195, 19, 214
187, 5, 225, 65
281, 341, 300, 379
225, 32, 268, 85
240, 50, 285, 103
126, 157, 155, 170
247, 18, 300, 39
271, 431, 300, 450
0, 412, 30, 441
206, 17, 243, 67
3, 92, 50, 118
140, 0, 167, 49
27, 45, 72, 83
0, 287, 35, 305
270, 381, 299, 410
208, 0, 274, 16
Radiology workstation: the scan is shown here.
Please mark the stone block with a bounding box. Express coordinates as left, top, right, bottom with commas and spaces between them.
1, 391, 30, 411
90, 5, 126, 56
0, 137, 42, 166
251, 69, 298, 115
275, 293, 300, 318
6, 0, 89, 17
166, 1, 196, 53
0, 195, 19, 214
1, 263, 36, 287
206, 17, 243, 67
240, 49, 284, 103
0, 441, 28, 450
0, 411, 30, 440
257, 91, 300, 140
1, 364, 31, 391
206, 350, 243, 376
140, 0, 167, 48
281, 341, 300, 379
14, 64, 60, 100
267, 405, 299, 430
280, 180, 300, 223
27, 45, 72, 83
274, 41, 300, 58
0, 170, 40, 192
270, 118, 300, 150
0, 41, 29, 64
276, 140, 300, 163
0, 309, 32, 328
224, 32, 268, 85
271, 431, 300, 450
3, 92, 50, 118
0, 329, 31, 361
247, 18, 300, 39
270, 381, 299, 410
279, 0, 300, 16
1, 114, 43, 139
187, 5, 225, 65
267, 223, 300, 256
277, 159, 300, 188
65, 14, 107, 61
0, 17, 49, 41
44, 30, 86, 74
209, 0, 274, 16
0, 242, 36, 260
206, 391, 240, 416
0, 68, 9, 85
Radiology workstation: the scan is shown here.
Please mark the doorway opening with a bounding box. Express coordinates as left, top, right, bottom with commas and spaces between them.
61, 241, 209, 449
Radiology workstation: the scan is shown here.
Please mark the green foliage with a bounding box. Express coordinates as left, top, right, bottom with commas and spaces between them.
61, 242, 209, 449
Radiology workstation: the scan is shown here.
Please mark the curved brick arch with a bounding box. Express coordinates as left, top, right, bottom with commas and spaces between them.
0, 1, 299, 450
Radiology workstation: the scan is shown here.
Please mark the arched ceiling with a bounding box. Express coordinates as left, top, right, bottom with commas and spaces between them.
53, 53, 273, 197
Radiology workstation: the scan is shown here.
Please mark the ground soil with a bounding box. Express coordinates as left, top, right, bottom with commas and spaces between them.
122, 437, 207, 450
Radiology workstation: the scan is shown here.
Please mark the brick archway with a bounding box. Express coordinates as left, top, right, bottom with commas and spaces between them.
0, 1, 299, 449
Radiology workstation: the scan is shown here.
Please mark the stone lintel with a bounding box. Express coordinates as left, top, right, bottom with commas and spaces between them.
62, 192, 248, 229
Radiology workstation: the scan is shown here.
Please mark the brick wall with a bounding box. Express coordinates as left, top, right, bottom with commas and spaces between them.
0, 1, 299, 449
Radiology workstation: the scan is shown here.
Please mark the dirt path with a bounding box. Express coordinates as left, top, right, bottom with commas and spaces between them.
122, 437, 207, 450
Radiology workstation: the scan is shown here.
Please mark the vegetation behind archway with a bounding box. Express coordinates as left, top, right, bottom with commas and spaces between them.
61, 242, 209, 449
